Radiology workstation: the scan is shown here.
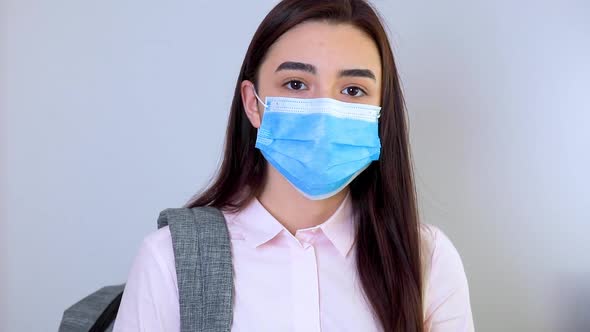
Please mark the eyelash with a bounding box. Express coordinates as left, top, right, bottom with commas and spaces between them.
283, 80, 308, 91
341, 86, 367, 97
283, 80, 368, 97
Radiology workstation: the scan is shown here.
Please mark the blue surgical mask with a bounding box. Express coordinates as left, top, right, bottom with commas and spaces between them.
253, 89, 381, 200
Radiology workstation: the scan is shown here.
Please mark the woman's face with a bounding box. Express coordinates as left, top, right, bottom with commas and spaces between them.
241, 20, 383, 128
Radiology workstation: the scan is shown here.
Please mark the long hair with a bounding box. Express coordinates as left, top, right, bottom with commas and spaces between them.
186, 0, 423, 330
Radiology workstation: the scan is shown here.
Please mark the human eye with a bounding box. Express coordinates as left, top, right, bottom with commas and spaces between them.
341, 86, 367, 97
283, 80, 308, 91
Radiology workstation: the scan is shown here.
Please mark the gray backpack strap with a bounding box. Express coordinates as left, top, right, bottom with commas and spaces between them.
157, 206, 234, 332
58, 284, 124, 332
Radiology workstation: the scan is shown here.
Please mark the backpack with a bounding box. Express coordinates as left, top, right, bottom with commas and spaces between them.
58, 207, 234, 332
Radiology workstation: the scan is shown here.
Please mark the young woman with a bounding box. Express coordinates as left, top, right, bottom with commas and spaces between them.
113, 0, 474, 331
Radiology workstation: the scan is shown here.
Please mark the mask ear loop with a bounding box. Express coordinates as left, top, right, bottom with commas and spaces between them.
251, 85, 267, 108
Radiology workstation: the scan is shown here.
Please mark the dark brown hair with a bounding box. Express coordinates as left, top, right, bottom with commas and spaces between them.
186, 0, 423, 330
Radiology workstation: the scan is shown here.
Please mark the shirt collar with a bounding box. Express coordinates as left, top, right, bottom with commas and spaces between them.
233, 192, 355, 257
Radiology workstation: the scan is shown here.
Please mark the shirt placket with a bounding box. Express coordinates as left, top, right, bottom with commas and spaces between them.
290, 229, 321, 332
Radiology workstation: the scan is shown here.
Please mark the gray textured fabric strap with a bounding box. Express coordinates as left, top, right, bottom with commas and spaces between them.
157, 206, 234, 332
59, 284, 124, 332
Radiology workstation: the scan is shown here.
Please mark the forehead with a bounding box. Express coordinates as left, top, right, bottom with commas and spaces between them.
261, 20, 382, 77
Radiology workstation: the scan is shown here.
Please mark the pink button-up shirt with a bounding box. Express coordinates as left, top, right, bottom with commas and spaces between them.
113, 193, 474, 331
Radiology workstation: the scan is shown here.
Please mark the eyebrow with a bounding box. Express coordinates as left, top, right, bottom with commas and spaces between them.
276, 61, 316, 74
275, 61, 376, 81
338, 68, 376, 81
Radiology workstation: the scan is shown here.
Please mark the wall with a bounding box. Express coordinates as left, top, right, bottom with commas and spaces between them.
1, 0, 588, 330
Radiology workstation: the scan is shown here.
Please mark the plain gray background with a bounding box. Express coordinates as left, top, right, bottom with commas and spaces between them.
1, 0, 589, 331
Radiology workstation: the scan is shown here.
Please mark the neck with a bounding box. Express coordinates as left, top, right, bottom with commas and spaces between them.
257, 163, 348, 235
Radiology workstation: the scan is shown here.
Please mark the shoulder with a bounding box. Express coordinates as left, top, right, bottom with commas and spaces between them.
419, 223, 465, 276
113, 226, 179, 331
419, 223, 469, 293
143, 225, 174, 252
140, 226, 176, 276
419, 223, 474, 331
124, 226, 177, 292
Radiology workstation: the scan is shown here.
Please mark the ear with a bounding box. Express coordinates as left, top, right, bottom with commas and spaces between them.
240, 80, 262, 128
